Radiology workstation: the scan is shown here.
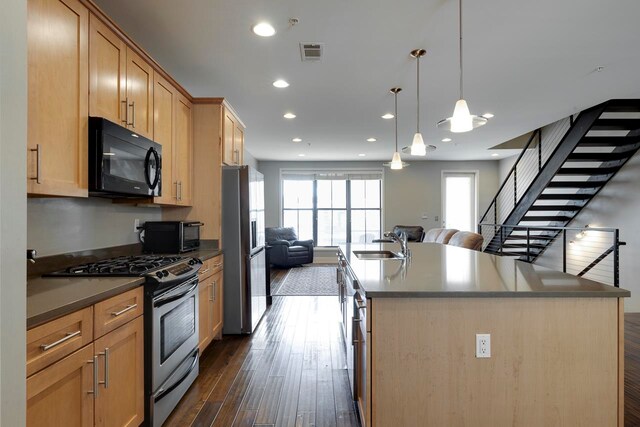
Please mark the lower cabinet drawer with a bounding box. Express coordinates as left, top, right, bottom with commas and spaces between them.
27, 307, 93, 377
199, 255, 223, 281
94, 287, 143, 339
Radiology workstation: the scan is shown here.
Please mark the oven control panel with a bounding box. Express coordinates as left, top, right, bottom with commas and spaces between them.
168, 263, 193, 277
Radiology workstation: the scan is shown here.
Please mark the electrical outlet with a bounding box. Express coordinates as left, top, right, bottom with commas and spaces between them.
434, 215, 439, 222
134, 219, 140, 232
476, 334, 491, 358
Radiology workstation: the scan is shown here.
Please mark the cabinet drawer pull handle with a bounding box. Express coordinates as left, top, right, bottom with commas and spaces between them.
99, 347, 110, 388
209, 282, 214, 301
30, 144, 41, 184
128, 100, 135, 127
87, 355, 99, 397
111, 304, 137, 317
199, 268, 210, 275
121, 99, 128, 124
212, 263, 223, 268
40, 330, 81, 351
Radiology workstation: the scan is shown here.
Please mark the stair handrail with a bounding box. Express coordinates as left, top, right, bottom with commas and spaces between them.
479, 129, 541, 225
479, 223, 622, 287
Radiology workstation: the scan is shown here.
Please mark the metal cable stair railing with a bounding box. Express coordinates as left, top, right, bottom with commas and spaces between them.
478, 99, 640, 287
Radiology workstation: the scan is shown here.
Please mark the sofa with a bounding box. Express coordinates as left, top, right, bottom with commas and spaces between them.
447, 231, 484, 251
373, 225, 426, 243
265, 227, 314, 267
423, 228, 459, 244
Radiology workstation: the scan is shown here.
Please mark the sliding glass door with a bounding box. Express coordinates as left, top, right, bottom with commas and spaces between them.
442, 172, 477, 232
281, 171, 382, 246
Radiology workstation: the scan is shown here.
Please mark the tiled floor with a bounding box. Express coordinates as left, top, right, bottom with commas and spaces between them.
165, 270, 359, 427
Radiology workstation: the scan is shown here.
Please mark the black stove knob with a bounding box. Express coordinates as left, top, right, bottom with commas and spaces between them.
162, 270, 169, 277
188, 259, 195, 266
155, 271, 163, 279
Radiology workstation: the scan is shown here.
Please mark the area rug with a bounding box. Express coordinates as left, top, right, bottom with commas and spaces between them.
272, 265, 338, 296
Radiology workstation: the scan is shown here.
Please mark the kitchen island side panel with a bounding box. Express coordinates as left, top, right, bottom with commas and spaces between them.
371, 297, 620, 427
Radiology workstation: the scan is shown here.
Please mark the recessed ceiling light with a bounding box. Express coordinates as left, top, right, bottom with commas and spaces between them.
358, 154, 366, 157
366, 138, 376, 142
483, 113, 495, 118
273, 79, 289, 88
381, 113, 394, 119
298, 154, 306, 157
491, 153, 499, 157
442, 138, 452, 142
292, 138, 302, 142
283, 113, 296, 119
252, 22, 276, 37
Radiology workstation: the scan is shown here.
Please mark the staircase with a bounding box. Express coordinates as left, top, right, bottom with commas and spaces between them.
479, 99, 640, 276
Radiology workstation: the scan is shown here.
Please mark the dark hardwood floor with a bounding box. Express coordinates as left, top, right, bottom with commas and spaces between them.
165, 269, 359, 427
167, 267, 640, 427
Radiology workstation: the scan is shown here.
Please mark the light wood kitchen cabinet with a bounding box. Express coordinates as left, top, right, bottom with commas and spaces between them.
27, 289, 145, 426
222, 106, 245, 166
125, 48, 154, 139
27, 344, 95, 427
174, 93, 193, 206
89, 15, 153, 139
153, 74, 176, 205
89, 14, 126, 125
94, 316, 144, 427
27, 0, 89, 197
234, 123, 244, 165
198, 256, 224, 353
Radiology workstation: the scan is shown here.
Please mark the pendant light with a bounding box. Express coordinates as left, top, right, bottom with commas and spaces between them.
437, 0, 488, 133
410, 49, 427, 156
383, 88, 408, 170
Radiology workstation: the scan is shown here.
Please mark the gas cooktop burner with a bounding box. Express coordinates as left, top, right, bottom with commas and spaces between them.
50, 255, 184, 277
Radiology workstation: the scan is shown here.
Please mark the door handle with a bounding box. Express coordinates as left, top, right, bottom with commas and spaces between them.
29, 144, 41, 184
87, 355, 99, 397
98, 347, 110, 388
209, 282, 214, 301
111, 304, 137, 317
121, 99, 128, 124
128, 100, 136, 127
40, 330, 81, 351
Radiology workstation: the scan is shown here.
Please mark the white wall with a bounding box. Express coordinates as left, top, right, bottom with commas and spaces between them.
244, 149, 258, 170
257, 160, 499, 233
536, 153, 640, 311
0, 0, 27, 424
498, 154, 517, 182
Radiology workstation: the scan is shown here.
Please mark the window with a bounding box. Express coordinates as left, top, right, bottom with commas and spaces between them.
281, 170, 383, 246
442, 172, 477, 232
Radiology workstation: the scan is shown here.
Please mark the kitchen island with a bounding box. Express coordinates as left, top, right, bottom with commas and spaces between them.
337, 242, 629, 427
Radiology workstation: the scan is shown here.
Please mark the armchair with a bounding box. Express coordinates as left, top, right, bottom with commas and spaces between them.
265, 227, 314, 268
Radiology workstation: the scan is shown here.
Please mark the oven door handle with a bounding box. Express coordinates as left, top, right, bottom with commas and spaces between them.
153, 350, 199, 402
153, 281, 198, 308
144, 147, 161, 191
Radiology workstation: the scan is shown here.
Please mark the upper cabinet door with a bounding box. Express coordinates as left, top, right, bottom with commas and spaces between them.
27, 0, 89, 197
175, 93, 193, 206
153, 75, 176, 205
89, 14, 126, 125
234, 124, 244, 165
222, 110, 235, 165
125, 48, 154, 139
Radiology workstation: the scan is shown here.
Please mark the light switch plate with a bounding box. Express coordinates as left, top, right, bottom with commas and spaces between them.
476, 334, 491, 358
134, 218, 140, 232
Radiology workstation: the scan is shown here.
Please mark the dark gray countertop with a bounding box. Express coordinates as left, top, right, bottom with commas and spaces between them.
340, 243, 630, 298
27, 247, 223, 329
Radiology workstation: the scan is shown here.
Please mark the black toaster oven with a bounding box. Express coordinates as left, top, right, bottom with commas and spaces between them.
143, 221, 202, 254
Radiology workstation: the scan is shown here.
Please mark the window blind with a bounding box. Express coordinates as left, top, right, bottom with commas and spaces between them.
281, 169, 383, 181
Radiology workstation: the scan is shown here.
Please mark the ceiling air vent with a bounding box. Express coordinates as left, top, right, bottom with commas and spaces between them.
300, 43, 324, 61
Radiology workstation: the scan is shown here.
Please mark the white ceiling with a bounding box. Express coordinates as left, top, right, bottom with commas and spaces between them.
94, 0, 640, 161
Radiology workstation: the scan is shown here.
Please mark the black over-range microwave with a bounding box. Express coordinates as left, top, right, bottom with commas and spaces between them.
89, 117, 162, 197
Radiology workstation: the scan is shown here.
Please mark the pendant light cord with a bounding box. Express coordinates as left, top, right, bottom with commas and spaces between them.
459, 0, 463, 100
416, 55, 420, 133
395, 91, 399, 151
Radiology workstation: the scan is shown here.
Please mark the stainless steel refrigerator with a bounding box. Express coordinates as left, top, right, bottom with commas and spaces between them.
221, 165, 266, 334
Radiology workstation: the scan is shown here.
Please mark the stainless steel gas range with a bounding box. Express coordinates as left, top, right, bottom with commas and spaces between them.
48, 254, 202, 427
